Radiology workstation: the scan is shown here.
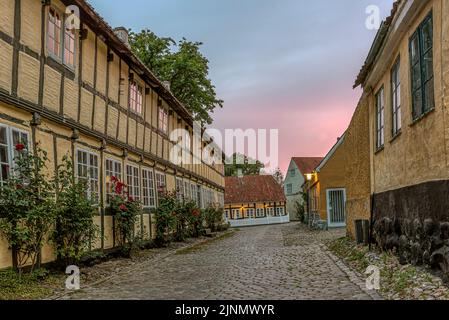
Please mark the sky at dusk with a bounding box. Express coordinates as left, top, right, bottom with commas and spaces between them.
88, 0, 394, 174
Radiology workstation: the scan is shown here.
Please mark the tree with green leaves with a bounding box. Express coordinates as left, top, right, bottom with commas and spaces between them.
224, 153, 265, 177
129, 30, 223, 125
272, 167, 284, 186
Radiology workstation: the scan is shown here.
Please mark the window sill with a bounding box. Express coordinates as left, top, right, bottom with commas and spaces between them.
374, 146, 384, 155
389, 131, 402, 144
410, 108, 435, 127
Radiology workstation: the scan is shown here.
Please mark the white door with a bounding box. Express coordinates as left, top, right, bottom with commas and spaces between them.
326, 189, 346, 227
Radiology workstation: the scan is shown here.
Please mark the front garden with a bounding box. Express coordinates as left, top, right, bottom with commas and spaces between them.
0, 143, 228, 299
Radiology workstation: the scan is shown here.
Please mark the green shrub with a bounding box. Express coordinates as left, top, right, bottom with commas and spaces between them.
0, 145, 56, 275
52, 155, 99, 267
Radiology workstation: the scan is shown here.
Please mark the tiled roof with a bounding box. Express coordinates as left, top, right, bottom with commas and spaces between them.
225, 175, 286, 204
292, 157, 323, 176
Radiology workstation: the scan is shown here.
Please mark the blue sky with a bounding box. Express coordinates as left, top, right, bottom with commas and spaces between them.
88, 0, 394, 173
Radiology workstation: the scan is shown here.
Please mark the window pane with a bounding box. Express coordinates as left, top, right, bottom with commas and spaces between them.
413, 89, 422, 119
424, 80, 435, 112
411, 63, 422, 90
421, 18, 433, 52
422, 51, 433, 82
0, 127, 6, 144
0, 146, 7, 163
410, 34, 420, 64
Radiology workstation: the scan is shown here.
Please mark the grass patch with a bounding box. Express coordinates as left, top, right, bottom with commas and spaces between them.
176, 231, 235, 255
0, 269, 63, 300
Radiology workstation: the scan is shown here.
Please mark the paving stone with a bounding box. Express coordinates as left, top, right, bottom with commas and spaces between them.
58, 223, 378, 300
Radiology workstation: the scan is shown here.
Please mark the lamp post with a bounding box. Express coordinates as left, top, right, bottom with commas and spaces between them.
305, 173, 313, 228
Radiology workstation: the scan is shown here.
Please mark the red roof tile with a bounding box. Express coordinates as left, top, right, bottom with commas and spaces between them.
292, 157, 323, 176
225, 175, 286, 204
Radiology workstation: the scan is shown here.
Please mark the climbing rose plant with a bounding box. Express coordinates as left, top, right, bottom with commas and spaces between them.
52, 155, 99, 266
0, 144, 56, 275
108, 177, 141, 256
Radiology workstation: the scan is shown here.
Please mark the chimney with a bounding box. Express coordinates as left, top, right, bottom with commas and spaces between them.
114, 27, 130, 48
162, 81, 171, 91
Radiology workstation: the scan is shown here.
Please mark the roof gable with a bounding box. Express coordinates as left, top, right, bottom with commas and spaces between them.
291, 157, 324, 176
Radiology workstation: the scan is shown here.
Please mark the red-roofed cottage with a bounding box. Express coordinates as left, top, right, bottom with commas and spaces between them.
224, 175, 288, 227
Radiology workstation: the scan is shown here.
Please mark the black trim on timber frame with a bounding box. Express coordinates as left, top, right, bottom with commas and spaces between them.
104, 48, 110, 136
116, 58, 122, 139
0, 92, 224, 191
11, 0, 21, 96
91, 35, 98, 129
77, 22, 84, 123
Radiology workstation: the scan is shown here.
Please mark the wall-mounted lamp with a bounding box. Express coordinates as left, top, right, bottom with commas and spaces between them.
305, 173, 313, 181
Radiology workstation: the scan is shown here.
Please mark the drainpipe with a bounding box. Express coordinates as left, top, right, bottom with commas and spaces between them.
369, 193, 375, 251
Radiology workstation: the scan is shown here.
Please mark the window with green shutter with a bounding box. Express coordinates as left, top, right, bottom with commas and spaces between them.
410, 11, 434, 120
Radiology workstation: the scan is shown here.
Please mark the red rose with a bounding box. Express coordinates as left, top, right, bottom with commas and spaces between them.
15, 144, 25, 151
115, 182, 125, 195
16, 184, 23, 190
119, 204, 128, 212
192, 209, 200, 217
110, 176, 118, 183
128, 196, 134, 202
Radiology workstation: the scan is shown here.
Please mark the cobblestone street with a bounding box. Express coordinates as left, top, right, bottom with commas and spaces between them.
63, 223, 380, 300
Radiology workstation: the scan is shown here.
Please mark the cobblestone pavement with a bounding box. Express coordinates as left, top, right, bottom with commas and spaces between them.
62, 223, 380, 300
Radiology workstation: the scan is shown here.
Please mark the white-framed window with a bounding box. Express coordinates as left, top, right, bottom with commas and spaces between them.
247, 208, 255, 219
184, 181, 192, 201
129, 81, 143, 115
47, 6, 76, 69
126, 164, 140, 201
375, 86, 385, 150
142, 168, 156, 208
76, 149, 99, 203
0, 125, 30, 186
176, 177, 184, 200
286, 184, 293, 195
256, 208, 264, 217
158, 106, 168, 134
190, 183, 196, 203
155, 171, 166, 192
224, 210, 229, 219
391, 58, 401, 136
105, 158, 122, 204
232, 209, 240, 220
276, 207, 284, 216
197, 185, 203, 208
268, 207, 274, 216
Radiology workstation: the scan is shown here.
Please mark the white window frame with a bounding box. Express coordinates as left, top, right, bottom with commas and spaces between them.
129, 80, 143, 116
155, 171, 166, 192
158, 106, 169, 134
184, 180, 192, 201
47, 6, 77, 69
256, 208, 264, 218
0, 124, 30, 185
75, 148, 99, 204
391, 58, 401, 136
190, 183, 196, 204
142, 167, 156, 208
376, 86, 385, 150
247, 208, 255, 219
176, 177, 184, 200
126, 164, 140, 201
105, 158, 122, 204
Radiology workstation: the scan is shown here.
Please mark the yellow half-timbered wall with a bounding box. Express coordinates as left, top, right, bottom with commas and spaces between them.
0, 0, 225, 269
